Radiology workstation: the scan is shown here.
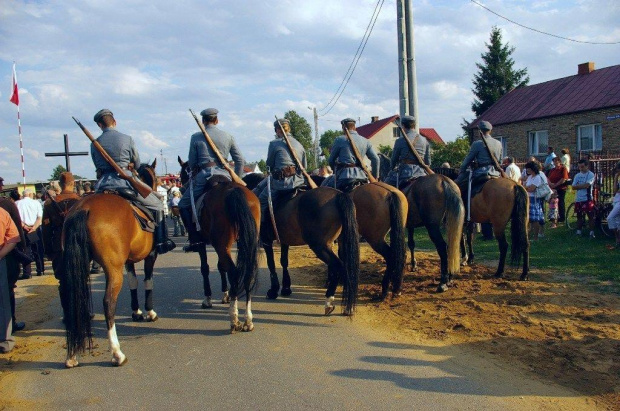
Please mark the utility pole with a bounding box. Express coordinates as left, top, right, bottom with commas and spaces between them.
308, 106, 319, 169
404, 0, 419, 134
396, 0, 419, 133
396, 0, 409, 119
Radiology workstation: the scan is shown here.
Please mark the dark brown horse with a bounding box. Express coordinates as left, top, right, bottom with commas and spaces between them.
63, 161, 161, 368
178, 160, 261, 331
402, 174, 465, 292
243, 174, 360, 315
462, 178, 530, 280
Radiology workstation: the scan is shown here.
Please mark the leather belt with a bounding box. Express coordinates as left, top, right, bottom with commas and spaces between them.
272, 165, 297, 180
336, 163, 356, 169
401, 159, 418, 165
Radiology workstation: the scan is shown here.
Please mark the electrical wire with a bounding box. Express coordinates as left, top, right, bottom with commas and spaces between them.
471, 0, 620, 45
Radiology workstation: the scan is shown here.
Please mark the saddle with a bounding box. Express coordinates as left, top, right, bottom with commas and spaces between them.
458, 175, 498, 202
101, 189, 155, 233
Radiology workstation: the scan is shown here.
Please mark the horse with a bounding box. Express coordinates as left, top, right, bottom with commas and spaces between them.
242, 174, 360, 315
178, 159, 260, 331
312, 175, 408, 299
63, 160, 162, 368
462, 177, 530, 280
401, 174, 465, 292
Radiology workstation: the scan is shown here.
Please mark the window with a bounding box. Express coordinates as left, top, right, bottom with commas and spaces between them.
528, 130, 548, 155
392, 127, 400, 138
497, 136, 507, 158
577, 124, 602, 151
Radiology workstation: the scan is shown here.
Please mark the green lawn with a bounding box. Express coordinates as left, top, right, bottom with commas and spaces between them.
410, 189, 620, 285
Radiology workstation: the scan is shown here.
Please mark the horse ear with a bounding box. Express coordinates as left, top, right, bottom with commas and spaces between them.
178, 156, 184, 166
151, 158, 157, 169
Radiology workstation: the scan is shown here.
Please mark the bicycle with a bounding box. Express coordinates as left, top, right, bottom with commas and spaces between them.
565, 192, 614, 237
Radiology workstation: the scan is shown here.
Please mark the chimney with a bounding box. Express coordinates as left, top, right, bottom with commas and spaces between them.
578, 62, 595, 75
371, 116, 379, 123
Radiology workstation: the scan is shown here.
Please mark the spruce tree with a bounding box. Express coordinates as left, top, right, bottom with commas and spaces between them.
471, 26, 529, 116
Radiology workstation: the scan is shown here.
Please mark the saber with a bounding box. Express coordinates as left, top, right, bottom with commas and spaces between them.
467, 169, 473, 223
266, 168, 280, 243
188, 169, 201, 231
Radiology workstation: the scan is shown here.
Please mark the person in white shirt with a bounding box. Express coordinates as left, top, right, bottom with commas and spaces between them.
15, 189, 44, 277
571, 159, 596, 238
502, 157, 521, 183
524, 161, 545, 240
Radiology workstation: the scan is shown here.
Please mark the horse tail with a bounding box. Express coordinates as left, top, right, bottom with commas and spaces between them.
443, 179, 465, 276
510, 184, 529, 265
388, 191, 406, 293
226, 187, 259, 296
63, 209, 93, 358
336, 192, 359, 315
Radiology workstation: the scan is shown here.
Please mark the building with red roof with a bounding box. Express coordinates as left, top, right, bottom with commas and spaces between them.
468, 62, 620, 162
356, 115, 445, 153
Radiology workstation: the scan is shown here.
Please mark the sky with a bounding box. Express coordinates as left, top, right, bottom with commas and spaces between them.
0, 0, 618, 183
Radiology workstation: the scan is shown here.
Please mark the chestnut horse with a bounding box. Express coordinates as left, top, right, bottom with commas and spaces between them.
401, 174, 465, 292
63, 161, 162, 368
243, 174, 360, 315
462, 178, 530, 280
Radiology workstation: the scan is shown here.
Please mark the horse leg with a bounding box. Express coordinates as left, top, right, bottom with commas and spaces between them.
466, 222, 475, 265
407, 227, 417, 271
520, 247, 530, 281
493, 228, 509, 278
103, 267, 127, 366
126, 263, 145, 322
309, 244, 343, 316
198, 246, 213, 309
280, 245, 292, 296
218, 244, 230, 304
213, 246, 243, 333
263, 241, 280, 300
427, 224, 450, 292
143, 254, 158, 321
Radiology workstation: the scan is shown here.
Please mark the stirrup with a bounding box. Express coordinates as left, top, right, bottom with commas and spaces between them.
156, 239, 176, 254
183, 242, 205, 253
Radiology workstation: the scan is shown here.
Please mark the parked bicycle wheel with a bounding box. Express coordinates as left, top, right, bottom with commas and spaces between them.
600, 203, 614, 237
565, 202, 577, 230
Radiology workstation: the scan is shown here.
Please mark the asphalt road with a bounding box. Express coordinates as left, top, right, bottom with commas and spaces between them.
4, 245, 595, 410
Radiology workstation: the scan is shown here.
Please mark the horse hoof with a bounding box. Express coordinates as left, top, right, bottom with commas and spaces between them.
280, 288, 292, 297
324, 306, 335, 316
494, 273, 504, 279
146, 314, 158, 322
131, 313, 145, 322
201, 301, 213, 309
65, 358, 79, 369
112, 356, 128, 367
370, 294, 385, 302
519, 275, 529, 281
436, 283, 449, 293
343, 309, 352, 316
230, 321, 243, 334
266, 289, 279, 300
221, 293, 231, 304
242, 321, 254, 332
391, 292, 402, 300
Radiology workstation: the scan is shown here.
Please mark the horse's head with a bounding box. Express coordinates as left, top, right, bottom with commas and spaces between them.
178, 156, 190, 187
137, 159, 158, 190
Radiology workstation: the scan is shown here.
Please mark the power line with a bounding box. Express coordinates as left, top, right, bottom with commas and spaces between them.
471, 0, 620, 45
318, 0, 386, 117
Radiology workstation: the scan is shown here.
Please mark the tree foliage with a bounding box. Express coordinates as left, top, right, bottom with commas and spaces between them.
284, 110, 316, 169
319, 129, 341, 157
471, 26, 529, 117
50, 165, 84, 181
430, 135, 470, 169
257, 159, 267, 173
378, 144, 393, 157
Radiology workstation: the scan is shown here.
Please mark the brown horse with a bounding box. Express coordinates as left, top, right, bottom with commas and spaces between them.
63, 161, 161, 368
243, 175, 360, 315
178, 160, 261, 330
402, 174, 465, 292
462, 178, 530, 280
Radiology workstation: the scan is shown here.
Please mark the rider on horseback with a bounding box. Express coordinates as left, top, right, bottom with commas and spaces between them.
90, 109, 176, 255
454, 121, 503, 192
178, 108, 245, 252
321, 118, 379, 192
384, 115, 431, 189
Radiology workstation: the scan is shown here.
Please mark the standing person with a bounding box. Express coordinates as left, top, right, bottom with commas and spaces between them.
502, 157, 521, 183
321, 118, 379, 191
548, 156, 570, 223
571, 159, 596, 238
384, 115, 430, 189
606, 162, 620, 249
543, 146, 557, 173
524, 161, 545, 240
82, 181, 94, 195
16, 188, 44, 278
253, 118, 307, 231
178, 108, 245, 252
41, 172, 81, 317
157, 179, 169, 216
90, 109, 175, 254
0, 207, 20, 353
168, 191, 185, 237
548, 190, 559, 228
560, 148, 571, 169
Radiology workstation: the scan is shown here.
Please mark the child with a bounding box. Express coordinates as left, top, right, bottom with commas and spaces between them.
548, 189, 559, 228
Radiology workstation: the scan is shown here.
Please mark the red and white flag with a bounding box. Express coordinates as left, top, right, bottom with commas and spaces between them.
9, 62, 19, 106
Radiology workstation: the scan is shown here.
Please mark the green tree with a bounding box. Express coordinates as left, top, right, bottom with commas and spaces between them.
319, 129, 341, 157
430, 135, 471, 169
471, 26, 529, 116
377, 144, 393, 157
284, 110, 316, 169
50, 164, 85, 181
257, 159, 267, 173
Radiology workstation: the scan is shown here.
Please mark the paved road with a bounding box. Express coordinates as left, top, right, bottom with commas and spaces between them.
3, 246, 594, 410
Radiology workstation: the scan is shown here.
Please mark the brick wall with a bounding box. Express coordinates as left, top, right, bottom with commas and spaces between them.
489, 106, 620, 166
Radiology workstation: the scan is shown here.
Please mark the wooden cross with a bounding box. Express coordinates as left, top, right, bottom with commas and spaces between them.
45, 134, 89, 172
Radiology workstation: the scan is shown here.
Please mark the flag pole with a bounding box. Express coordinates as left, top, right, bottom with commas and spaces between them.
10, 62, 25, 185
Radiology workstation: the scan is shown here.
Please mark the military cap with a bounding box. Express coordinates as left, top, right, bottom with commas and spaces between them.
93, 109, 114, 123
200, 108, 219, 117
478, 120, 492, 131
274, 118, 290, 128
341, 118, 356, 126
59, 172, 75, 185
401, 115, 415, 124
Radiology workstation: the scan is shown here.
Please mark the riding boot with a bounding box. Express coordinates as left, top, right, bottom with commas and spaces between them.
179, 207, 204, 252
154, 210, 176, 254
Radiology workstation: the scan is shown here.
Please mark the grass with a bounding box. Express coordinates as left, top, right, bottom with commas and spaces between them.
410, 189, 620, 285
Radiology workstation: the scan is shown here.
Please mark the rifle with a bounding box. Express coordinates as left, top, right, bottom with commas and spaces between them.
395, 124, 434, 175
342, 126, 377, 183
189, 109, 246, 186
274, 116, 317, 189
72, 117, 154, 198
478, 130, 508, 179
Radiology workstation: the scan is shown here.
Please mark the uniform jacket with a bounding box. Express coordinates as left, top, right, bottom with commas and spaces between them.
266, 134, 307, 191
187, 125, 245, 181
328, 131, 379, 182
459, 135, 503, 179
389, 130, 430, 182
42, 191, 81, 257
91, 127, 140, 192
